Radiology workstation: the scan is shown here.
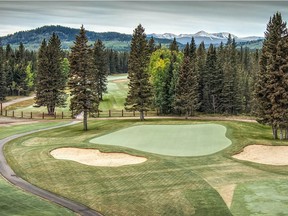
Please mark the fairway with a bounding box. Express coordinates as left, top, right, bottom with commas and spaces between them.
90, 124, 231, 156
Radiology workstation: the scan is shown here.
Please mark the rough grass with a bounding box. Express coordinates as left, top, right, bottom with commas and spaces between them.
0, 120, 75, 215
4, 119, 288, 215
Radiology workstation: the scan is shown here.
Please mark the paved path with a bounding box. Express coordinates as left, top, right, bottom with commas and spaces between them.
0, 121, 102, 216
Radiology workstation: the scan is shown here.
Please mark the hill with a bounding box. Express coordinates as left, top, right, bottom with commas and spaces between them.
0, 25, 180, 51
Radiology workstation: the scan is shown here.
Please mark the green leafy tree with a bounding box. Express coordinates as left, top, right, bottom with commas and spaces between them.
93, 39, 108, 101
68, 26, 99, 130
35, 33, 67, 115
125, 24, 152, 120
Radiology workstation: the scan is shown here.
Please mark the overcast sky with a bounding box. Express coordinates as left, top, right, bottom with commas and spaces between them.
0, 1, 287, 37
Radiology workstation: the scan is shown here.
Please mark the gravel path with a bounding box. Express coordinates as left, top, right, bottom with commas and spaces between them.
2, 96, 35, 109
0, 121, 102, 216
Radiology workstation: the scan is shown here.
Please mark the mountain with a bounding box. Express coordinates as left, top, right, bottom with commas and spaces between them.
148, 30, 264, 48
0, 25, 263, 51
0, 25, 179, 51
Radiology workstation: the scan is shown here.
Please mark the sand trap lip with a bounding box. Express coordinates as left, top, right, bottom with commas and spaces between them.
233, 145, 288, 165
50, 147, 147, 167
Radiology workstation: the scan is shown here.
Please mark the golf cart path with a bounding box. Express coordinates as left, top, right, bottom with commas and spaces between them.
2, 95, 35, 109
0, 121, 102, 216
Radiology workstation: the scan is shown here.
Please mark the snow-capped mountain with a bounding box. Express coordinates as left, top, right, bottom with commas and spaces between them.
147, 31, 263, 45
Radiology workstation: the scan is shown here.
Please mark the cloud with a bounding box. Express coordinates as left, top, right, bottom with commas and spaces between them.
0, 1, 287, 36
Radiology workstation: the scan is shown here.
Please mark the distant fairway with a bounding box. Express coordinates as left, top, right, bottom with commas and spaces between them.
90, 124, 231, 156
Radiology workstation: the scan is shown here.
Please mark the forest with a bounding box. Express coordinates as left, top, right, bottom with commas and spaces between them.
0, 12, 287, 137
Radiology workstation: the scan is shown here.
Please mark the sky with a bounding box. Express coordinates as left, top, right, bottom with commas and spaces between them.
0, 1, 287, 37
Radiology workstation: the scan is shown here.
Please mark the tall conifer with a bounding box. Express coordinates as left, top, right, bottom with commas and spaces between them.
93, 39, 108, 101
69, 26, 99, 130
125, 24, 152, 120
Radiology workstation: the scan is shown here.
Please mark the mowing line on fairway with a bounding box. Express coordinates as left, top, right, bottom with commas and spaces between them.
0, 121, 103, 216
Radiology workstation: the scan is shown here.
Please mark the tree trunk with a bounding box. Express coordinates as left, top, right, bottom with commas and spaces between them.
83, 110, 88, 131
140, 110, 144, 121
280, 127, 284, 140
272, 125, 278, 139
285, 128, 288, 140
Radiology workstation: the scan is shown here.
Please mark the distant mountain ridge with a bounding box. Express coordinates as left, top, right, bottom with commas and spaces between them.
0, 25, 263, 51
148, 30, 263, 46
0, 25, 177, 51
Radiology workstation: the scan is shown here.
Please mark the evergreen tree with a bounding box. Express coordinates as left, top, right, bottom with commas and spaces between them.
93, 39, 108, 101
222, 38, 241, 114
196, 42, 206, 112
125, 24, 152, 121
169, 38, 179, 52
184, 43, 190, 57
35, 33, 67, 115
0, 46, 6, 101
68, 26, 99, 130
174, 56, 199, 117
148, 37, 156, 54
189, 37, 196, 60
255, 12, 287, 139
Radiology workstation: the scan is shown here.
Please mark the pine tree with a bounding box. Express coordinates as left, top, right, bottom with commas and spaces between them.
189, 37, 196, 60
35, 33, 67, 115
196, 42, 206, 112
255, 12, 287, 139
68, 26, 99, 130
174, 56, 199, 117
0, 46, 6, 101
125, 24, 152, 121
184, 43, 190, 57
93, 39, 108, 101
169, 38, 179, 52
148, 37, 156, 54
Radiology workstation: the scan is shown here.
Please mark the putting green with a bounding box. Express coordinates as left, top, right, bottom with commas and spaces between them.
90, 124, 231, 156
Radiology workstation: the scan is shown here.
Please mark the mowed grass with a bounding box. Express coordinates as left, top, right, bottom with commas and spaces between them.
90, 124, 231, 156
99, 74, 128, 111
0, 119, 74, 215
4, 74, 128, 115
4, 119, 288, 215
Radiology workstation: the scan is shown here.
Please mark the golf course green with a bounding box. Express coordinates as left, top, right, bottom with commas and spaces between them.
90, 124, 231, 156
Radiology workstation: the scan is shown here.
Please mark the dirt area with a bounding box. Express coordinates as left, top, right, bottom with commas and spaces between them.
233, 145, 288, 165
50, 147, 147, 167
215, 184, 236, 208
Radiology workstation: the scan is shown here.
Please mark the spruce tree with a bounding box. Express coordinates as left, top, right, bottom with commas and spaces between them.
125, 24, 152, 120
35, 33, 67, 115
148, 37, 156, 54
169, 38, 179, 52
255, 12, 287, 139
93, 39, 108, 101
0, 46, 6, 101
174, 56, 199, 117
69, 26, 99, 130
189, 37, 196, 60
196, 42, 206, 112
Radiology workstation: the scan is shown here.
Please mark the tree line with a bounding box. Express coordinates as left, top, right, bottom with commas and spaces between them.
126, 25, 259, 120
0, 40, 128, 101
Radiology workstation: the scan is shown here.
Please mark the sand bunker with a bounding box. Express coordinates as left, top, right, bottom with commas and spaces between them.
233, 145, 288, 165
50, 148, 147, 167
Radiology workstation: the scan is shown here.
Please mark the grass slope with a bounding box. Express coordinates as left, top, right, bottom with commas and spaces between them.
0, 120, 74, 215
4, 119, 288, 215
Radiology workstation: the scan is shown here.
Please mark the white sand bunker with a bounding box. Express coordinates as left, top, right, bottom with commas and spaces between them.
233, 145, 288, 165
50, 148, 147, 167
